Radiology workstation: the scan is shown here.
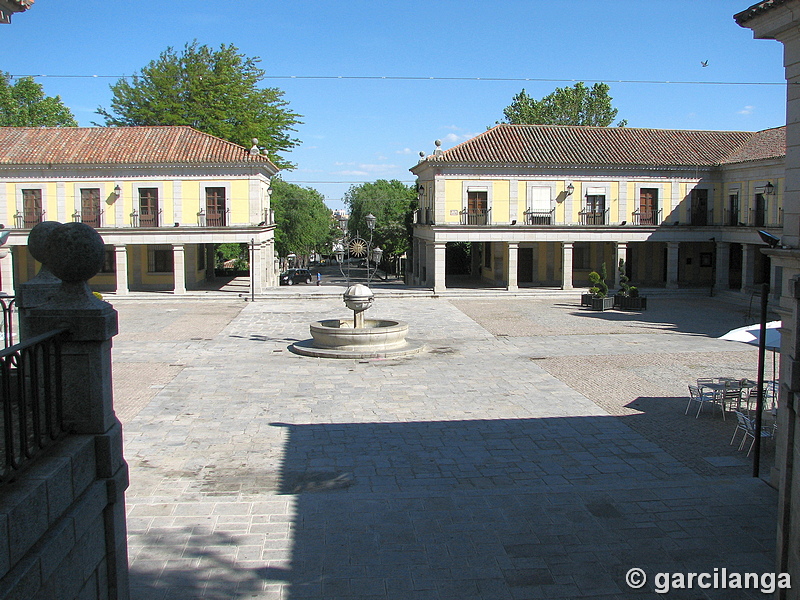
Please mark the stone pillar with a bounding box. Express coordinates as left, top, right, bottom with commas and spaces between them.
251, 239, 266, 294
433, 242, 446, 293
507, 242, 519, 291
715, 241, 730, 292
114, 244, 129, 296
614, 242, 628, 289
741, 243, 756, 291
172, 243, 186, 294
0, 245, 14, 296
419, 240, 428, 286
561, 242, 574, 290
666, 242, 680, 289
24, 222, 129, 599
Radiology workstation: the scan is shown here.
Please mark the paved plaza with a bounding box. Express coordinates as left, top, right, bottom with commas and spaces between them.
113, 291, 779, 599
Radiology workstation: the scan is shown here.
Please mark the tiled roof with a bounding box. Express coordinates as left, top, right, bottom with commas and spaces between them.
415, 124, 783, 170
719, 126, 785, 164
0, 126, 278, 170
734, 0, 790, 24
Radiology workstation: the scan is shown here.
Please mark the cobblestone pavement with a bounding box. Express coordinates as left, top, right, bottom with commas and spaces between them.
113, 295, 779, 600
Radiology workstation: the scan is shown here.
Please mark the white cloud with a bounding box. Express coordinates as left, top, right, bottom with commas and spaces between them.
396, 148, 414, 155
738, 105, 755, 115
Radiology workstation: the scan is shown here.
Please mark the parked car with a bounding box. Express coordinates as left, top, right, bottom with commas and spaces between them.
280, 268, 313, 286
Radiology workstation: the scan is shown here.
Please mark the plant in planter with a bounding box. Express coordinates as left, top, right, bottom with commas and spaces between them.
587, 263, 614, 311
614, 258, 647, 310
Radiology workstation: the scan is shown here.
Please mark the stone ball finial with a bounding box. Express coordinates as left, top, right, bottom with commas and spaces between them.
28, 221, 63, 264
43, 222, 105, 283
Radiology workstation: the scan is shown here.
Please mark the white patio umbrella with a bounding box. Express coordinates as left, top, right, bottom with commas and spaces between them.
719, 320, 781, 382
720, 320, 781, 351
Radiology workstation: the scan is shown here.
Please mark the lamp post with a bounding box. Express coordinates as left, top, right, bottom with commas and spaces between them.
335, 212, 382, 285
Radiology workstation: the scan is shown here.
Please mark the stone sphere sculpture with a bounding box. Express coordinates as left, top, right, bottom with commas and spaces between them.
28, 221, 63, 264
43, 222, 105, 283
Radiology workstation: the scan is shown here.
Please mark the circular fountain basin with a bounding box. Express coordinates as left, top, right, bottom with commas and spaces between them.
290, 318, 424, 359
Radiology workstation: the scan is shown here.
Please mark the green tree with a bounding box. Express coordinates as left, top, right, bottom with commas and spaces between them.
270, 178, 336, 262
0, 72, 77, 127
96, 42, 301, 169
215, 242, 249, 271
501, 82, 626, 127
343, 180, 417, 269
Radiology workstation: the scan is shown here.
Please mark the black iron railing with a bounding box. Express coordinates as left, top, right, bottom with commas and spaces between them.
14, 210, 44, 229
0, 296, 15, 349
578, 209, 609, 225
460, 208, 491, 225
0, 327, 67, 484
524, 208, 555, 225
632, 208, 662, 226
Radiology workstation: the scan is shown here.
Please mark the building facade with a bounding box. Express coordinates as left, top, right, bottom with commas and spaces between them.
737, 1, 800, 596
0, 126, 279, 295
410, 125, 785, 298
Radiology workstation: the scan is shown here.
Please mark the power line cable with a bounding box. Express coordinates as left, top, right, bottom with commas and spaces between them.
8, 73, 789, 86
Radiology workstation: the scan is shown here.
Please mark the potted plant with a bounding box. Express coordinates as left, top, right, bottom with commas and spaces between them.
588, 263, 614, 311
614, 258, 647, 310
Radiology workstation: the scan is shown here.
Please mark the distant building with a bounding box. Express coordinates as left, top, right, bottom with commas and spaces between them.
410, 124, 785, 297
0, 126, 279, 294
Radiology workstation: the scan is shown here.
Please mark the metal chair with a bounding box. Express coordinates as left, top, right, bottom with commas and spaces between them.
686, 384, 723, 418
733, 410, 776, 457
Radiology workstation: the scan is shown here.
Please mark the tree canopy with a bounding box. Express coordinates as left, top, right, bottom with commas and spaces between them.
269, 178, 336, 260
0, 72, 77, 127
500, 82, 627, 127
96, 42, 302, 169
343, 180, 417, 263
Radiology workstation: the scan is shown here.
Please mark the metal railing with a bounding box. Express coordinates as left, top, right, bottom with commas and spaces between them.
524, 208, 555, 225
0, 296, 15, 349
14, 210, 44, 229
1, 327, 67, 485
631, 208, 662, 226
459, 208, 491, 225
578, 209, 609, 225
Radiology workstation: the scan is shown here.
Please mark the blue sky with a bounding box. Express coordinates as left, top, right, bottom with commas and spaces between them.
0, 1, 788, 210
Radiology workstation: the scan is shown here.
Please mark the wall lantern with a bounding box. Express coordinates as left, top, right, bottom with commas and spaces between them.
566, 183, 575, 196
113, 184, 121, 199
757, 182, 775, 195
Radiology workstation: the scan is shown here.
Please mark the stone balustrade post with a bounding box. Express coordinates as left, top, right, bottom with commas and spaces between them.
22, 221, 129, 599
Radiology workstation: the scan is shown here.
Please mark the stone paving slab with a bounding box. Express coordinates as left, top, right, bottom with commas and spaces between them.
114, 296, 779, 600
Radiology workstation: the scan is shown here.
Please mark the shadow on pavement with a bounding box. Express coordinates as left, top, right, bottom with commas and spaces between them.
129, 413, 777, 600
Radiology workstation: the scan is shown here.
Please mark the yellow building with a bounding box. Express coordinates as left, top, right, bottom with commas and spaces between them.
410, 124, 785, 298
0, 126, 279, 294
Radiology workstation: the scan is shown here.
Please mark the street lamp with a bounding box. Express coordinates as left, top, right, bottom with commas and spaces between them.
334, 213, 381, 284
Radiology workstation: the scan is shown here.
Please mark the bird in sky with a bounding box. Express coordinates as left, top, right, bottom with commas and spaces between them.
701, 60, 709, 67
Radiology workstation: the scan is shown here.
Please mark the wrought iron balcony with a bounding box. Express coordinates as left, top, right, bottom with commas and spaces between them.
578, 209, 609, 226
524, 208, 555, 225
631, 208, 662, 226
460, 208, 491, 225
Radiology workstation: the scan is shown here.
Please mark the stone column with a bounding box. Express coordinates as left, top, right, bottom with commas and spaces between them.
741, 243, 756, 291
614, 242, 628, 289
507, 242, 519, 291
172, 243, 186, 294
114, 244, 129, 296
0, 245, 14, 296
251, 239, 265, 294
666, 242, 680, 289
561, 242, 574, 290
715, 241, 730, 292
433, 242, 446, 293
25, 222, 129, 599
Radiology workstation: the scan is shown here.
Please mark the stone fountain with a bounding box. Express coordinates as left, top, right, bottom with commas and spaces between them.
290, 284, 424, 359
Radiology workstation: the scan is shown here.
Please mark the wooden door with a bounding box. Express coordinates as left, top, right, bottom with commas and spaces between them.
81, 188, 101, 228
206, 187, 226, 226
139, 188, 159, 227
